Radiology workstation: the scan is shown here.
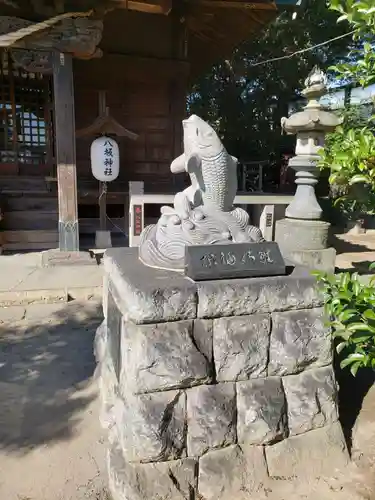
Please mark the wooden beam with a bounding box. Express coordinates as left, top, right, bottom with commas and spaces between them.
52, 51, 79, 252
116, 0, 172, 14
76, 90, 139, 139
187, 0, 276, 9
73, 53, 190, 87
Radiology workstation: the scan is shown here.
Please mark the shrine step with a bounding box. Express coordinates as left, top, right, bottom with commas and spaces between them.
0, 176, 52, 193
4, 196, 58, 212
3, 210, 58, 230
2, 230, 59, 251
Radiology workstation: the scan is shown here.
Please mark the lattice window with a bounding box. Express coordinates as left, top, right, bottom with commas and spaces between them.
0, 50, 54, 167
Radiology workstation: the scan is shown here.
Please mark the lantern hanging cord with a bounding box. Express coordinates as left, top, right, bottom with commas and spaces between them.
97, 183, 129, 238
98, 181, 107, 207
243, 29, 357, 69
106, 214, 129, 238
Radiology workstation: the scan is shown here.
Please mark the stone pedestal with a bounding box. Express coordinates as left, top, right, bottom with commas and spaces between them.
275, 218, 336, 272
284, 157, 323, 220
96, 248, 349, 500
95, 230, 112, 249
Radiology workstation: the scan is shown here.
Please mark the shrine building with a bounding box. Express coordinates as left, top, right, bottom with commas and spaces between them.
0, 0, 298, 252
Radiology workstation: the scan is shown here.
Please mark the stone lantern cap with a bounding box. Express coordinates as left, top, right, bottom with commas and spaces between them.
281, 66, 342, 134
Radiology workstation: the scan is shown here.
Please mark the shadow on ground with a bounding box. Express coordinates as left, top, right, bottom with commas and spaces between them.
330, 234, 373, 256
336, 358, 375, 454
0, 301, 103, 454
337, 260, 375, 275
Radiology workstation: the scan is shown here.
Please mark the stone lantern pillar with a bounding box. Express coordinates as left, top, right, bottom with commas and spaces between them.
275, 66, 341, 272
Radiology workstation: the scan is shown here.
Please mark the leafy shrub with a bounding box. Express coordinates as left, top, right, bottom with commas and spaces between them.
319, 126, 375, 191
313, 265, 375, 376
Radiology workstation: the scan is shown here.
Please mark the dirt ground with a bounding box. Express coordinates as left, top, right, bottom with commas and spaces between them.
0, 301, 108, 500
1, 300, 375, 500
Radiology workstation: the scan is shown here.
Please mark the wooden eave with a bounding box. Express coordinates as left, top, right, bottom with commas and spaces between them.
0, 0, 280, 17
0, 0, 297, 73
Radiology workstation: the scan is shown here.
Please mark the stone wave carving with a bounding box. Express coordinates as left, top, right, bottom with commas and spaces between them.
139, 115, 264, 271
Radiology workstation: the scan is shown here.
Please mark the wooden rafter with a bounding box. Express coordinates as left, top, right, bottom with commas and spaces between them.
114, 0, 172, 14
187, 0, 276, 9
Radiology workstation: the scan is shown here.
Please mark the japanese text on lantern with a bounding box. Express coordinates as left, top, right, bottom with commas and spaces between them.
103, 140, 113, 177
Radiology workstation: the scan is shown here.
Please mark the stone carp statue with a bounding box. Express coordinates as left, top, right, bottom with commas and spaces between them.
139, 115, 264, 270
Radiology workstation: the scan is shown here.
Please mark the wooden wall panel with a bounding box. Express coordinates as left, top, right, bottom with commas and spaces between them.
74, 53, 188, 194
100, 10, 173, 59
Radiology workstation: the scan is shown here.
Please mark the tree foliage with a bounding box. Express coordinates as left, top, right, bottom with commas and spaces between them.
188, 0, 352, 162
319, 0, 375, 210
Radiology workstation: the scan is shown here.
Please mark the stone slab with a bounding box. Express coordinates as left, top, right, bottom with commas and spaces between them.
197, 267, 323, 319
120, 320, 212, 394
282, 366, 338, 436
198, 444, 268, 500
186, 383, 236, 456
104, 248, 197, 324
108, 442, 197, 500
0, 305, 26, 322
213, 314, 270, 381
0, 288, 68, 307
24, 300, 103, 323
268, 308, 332, 376
185, 242, 285, 281
16, 265, 103, 291
237, 377, 287, 445
117, 390, 186, 463
266, 422, 349, 479
40, 249, 98, 267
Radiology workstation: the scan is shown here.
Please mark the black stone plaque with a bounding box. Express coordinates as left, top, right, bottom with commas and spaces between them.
184, 242, 286, 281
107, 290, 122, 380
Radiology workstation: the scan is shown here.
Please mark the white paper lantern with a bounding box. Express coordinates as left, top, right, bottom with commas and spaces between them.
90, 136, 120, 182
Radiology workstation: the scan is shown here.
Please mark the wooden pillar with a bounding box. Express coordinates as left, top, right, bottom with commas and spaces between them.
52, 51, 79, 251
170, 3, 188, 190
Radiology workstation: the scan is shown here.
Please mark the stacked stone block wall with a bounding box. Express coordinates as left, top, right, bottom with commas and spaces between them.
95, 249, 349, 500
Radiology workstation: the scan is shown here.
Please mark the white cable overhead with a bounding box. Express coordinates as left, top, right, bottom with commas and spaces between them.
248, 29, 357, 68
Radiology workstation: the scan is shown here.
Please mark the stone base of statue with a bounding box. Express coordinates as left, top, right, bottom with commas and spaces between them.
139, 204, 264, 271
96, 248, 349, 500
275, 218, 336, 272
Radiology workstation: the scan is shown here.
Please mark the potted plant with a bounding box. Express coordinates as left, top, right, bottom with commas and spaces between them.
335, 198, 366, 234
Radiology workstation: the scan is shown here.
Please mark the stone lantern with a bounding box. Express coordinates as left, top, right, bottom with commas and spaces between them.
275, 66, 341, 272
